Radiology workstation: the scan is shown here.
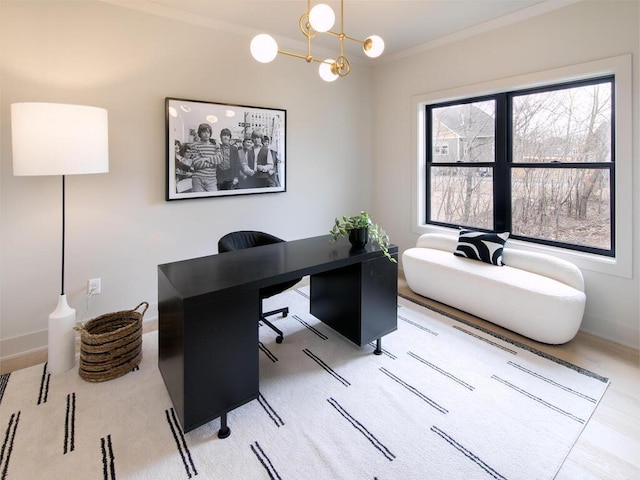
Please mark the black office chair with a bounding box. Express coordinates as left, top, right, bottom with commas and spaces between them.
217, 231, 302, 344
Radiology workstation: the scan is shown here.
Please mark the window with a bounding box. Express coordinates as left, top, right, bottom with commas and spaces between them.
425, 76, 614, 256
434, 143, 449, 155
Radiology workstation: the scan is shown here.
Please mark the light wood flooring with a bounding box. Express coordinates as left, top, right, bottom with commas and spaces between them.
2, 274, 638, 479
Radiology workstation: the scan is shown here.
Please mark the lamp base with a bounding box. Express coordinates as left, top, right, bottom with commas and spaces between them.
47, 294, 77, 375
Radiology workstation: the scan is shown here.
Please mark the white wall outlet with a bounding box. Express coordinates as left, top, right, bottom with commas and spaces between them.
88, 278, 101, 295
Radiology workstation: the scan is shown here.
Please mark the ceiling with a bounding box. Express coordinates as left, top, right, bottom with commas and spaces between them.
110, 0, 578, 62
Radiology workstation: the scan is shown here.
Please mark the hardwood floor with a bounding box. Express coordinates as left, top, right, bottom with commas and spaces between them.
2, 274, 638, 479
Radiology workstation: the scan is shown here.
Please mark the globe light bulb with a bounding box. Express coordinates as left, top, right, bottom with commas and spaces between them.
250, 34, 278, 63
319, 59, 339, 82
363, 35, 385, 58
309, 4, 335, 32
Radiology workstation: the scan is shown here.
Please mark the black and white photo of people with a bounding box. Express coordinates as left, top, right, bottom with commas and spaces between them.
167, 98, 285, 200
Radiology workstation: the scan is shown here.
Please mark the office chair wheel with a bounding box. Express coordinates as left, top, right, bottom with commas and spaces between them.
276, 335, 283, 344
283, 312, 288, 318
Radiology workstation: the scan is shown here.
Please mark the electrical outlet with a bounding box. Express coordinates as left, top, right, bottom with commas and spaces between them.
88, 278, 101, 295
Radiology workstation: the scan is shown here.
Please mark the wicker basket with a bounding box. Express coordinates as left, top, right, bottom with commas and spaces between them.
75, 302, 148, 382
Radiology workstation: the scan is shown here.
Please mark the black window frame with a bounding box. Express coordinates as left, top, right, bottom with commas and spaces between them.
425, 75, 615, 257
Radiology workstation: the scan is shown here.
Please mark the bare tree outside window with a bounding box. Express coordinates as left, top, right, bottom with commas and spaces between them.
426, 77, 614, 255
430, 101, 495, 229
512, 83, 612, 249
430, 167, 493, 229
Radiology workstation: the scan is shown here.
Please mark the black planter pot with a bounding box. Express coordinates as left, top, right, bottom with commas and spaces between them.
348, 227, 369, 249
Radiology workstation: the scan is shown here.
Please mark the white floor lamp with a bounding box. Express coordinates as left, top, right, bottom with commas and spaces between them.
11, 103, 109, 375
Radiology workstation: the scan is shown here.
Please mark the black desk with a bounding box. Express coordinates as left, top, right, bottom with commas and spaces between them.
157, 234, 398, 437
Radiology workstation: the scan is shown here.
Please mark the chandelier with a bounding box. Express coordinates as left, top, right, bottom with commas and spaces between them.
250, 0, 385, 82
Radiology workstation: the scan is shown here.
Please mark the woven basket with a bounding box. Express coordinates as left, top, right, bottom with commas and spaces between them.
75, 302, 148, 382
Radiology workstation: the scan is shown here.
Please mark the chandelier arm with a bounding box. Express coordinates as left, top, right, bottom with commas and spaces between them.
324, 30, 341, 38
341, 34, 367, 45
278, 49, 325, 64
299, 14, 316, 39
325, 31, 366, 47
278, 50, 310, 60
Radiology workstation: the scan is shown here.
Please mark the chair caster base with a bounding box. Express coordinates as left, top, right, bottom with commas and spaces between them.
276, 336, 283, 344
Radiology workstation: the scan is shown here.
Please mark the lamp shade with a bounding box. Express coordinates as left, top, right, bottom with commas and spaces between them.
11, 103, 109, 176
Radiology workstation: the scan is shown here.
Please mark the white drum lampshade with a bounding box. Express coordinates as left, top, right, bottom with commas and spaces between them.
12, 103, 109, 176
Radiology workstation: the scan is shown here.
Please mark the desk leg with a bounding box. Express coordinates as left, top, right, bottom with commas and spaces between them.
374, 338, 383, 355
218, 412, 231, 439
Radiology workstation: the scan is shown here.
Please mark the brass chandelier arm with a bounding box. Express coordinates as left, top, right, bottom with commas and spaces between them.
326, 31, 367, 46
278, 49, 328, 65
299, 14, 317, 39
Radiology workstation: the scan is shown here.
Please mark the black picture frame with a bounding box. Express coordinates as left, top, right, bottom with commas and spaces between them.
166, 97, 286, 200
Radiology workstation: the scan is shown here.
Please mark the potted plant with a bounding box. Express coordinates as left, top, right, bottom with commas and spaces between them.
330, 211, 397, 263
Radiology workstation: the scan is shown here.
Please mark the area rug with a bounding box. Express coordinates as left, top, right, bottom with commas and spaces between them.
0, 287, 609, 479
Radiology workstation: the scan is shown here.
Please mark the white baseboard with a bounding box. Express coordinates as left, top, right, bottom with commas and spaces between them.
580, 313, 639, 350
0, 329, 48, 362
0, 312, 159, 364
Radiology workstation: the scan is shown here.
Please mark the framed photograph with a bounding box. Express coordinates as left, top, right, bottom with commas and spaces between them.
166, 97, 286, 200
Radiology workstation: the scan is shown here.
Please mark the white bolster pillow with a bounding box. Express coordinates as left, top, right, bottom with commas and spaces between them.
416, 233, 457, 252
502, 249, 585, 292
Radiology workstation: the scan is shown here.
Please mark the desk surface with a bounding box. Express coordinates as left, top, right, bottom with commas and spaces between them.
158, 234, 398, 303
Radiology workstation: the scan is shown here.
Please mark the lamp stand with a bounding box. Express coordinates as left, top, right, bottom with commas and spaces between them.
48, 294, 76, 374
47, 175, 76, 375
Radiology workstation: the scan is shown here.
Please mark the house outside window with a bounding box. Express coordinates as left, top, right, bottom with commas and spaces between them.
434, 143, 449, 155
425, 76, 614, 256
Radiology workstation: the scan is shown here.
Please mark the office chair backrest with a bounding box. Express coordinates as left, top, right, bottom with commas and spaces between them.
217, 230, 300, 345
218, 231, 284, 253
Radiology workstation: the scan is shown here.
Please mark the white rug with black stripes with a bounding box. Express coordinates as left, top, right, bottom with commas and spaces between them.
0, 287, 609, 480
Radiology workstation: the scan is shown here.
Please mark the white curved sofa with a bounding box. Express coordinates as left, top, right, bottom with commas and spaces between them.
402, 233, 586, 344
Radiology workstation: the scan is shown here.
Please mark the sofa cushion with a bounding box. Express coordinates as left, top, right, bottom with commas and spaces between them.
454, 230, 509, 266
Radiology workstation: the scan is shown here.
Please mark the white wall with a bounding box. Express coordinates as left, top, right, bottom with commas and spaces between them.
372, 1, 639, 348
0, 1, 373, 358
2, 1, 638, 359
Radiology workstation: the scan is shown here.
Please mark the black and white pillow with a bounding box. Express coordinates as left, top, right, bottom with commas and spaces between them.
454, 229, 509, 266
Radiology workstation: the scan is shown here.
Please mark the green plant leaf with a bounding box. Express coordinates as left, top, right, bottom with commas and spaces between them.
328, 211, 396, 262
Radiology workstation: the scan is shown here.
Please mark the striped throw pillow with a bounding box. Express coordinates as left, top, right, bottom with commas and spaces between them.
454, 230, 510, 266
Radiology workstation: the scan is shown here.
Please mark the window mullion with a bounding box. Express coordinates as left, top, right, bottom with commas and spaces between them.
494, 93, 509, 232
425, 106, 432, 224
